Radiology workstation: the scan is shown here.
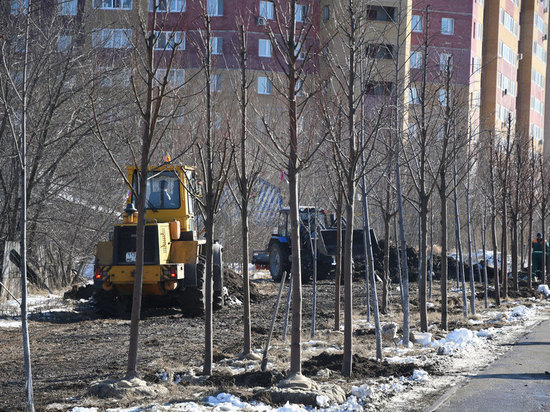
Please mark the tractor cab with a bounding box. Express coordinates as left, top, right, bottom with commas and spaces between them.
274, 206, 328, 239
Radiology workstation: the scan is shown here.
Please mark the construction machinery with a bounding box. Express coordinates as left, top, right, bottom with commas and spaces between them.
93, 163, 223, 316
252, 206, 376, 282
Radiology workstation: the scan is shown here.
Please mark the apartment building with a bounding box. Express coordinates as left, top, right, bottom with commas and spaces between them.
8, 0, 550, 153
517, 0, 548, 151
480, 1, 522, 137
409, 0, 484, 136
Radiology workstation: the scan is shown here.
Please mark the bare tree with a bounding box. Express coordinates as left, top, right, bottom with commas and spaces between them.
256, 0, 324, 377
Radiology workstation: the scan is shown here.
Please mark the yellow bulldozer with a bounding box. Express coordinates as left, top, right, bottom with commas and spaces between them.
93, 163, 223, 316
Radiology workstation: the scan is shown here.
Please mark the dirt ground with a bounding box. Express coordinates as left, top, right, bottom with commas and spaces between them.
0, 269, 542, 411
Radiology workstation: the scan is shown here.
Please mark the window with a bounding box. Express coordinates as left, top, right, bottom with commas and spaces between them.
296, 79, 305, 96
11, 35, 25, 53
323, 5, 330, 21
365, 82, 393, 96
441, 18, 454, 35
536, 13, 548, 36
500, 40, 518, 66
92, 28, 133, 48
412, 15, 422, 32
534, 41, 547, 62
207, 0, 222, 16
58, 0, 77, 15
499, 74, 516, 96
409, 87, 419, 104
214, 113, 222, 130
366, 6, 396, 22
440, 53, 453, 71
258, 76, 272, 94
367, 43, 394, 59
295, 4, 307, 22
531, 123, 543, 141
211, 74, 221, 91
258, 39, 271, 57
500, 8, 518, 37
532, 69, 545, 89
531, 96, 544, 114
259, 1, 274, 19
295, 42, 305, 59
155, 31, 185, 50
57, 35, 72, 52
472, 91, 480, 107
410, 51, 422, 69
11, 0, 29, 14
177, 106, 185, 125
142, 171, 181, 210
211, 37, 223, 54
155, 68, 186, 88
439, 89, 448, 106
148, 0, 185, 12
94, 0, 132, 9
477, 22, 482, 39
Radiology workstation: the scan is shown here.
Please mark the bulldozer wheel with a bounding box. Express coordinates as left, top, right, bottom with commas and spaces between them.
269, 242, 288, 282
213, 244, 224, 311
180, 256, 206, 317
213, 265, 224, 311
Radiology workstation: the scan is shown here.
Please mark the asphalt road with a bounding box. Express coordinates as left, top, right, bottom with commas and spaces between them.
427, 317, 550, 412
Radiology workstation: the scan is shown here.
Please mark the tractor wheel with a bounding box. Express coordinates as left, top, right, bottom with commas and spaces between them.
269, 242, 288, 282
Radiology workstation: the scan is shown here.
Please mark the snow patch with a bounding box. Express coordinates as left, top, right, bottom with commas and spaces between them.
0, 319, 21, 328
411, 369, 429, 382
537, 284, 550, 297
204, 392, 250, 409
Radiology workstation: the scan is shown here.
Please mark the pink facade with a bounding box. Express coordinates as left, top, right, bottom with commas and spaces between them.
150, 0, 320, 73
411, 0, 483, 87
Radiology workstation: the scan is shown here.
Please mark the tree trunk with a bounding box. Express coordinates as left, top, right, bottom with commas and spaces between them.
334, 193, 342, 331
465, 145, 475, 316
511, 216, 518, 291
481, 203, 488, 308
439, 179, 448, 330
238, 24, 251, 356
501, 200, 508, 299
363, 194, 382, 360
20, 6, 34, 407
419, 196, 428, 332
453, 156, 468, 318
489, 132, 501, 306
342, 187, 355, 377
382, 189, 391, 313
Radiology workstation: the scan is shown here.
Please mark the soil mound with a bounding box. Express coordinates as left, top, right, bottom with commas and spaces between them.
63, 284, 95, 300
223, 267, 261, 302
206, 370, 284, 388
303, 351, 425, 379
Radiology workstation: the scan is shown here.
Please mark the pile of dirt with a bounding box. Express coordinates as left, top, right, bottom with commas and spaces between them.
206, 370, 285, 388
63, 284, 95, 300
223, 267, 261, 302
302, 351, 429, 379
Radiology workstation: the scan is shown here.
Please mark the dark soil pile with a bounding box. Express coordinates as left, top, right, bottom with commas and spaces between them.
63, 284, 95, 300
223, 267, 261, 302
302, 351, 432, 379
206, 370, 285, 388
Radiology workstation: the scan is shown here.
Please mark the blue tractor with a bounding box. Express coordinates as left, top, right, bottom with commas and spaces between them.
253, 206, 375, 282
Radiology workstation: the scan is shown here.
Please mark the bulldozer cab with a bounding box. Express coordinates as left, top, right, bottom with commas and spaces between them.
127, 165, 198, 234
